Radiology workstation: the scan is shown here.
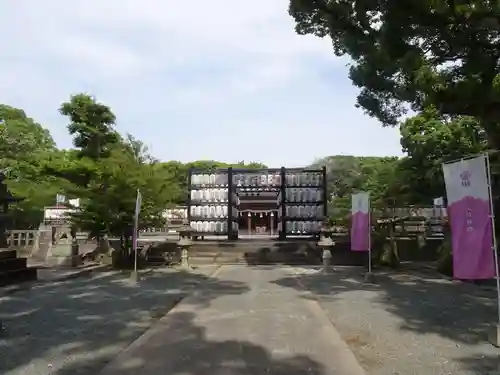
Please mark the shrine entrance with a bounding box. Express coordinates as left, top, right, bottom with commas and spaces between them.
237, 188, 279, 237
238, 211, 279, 235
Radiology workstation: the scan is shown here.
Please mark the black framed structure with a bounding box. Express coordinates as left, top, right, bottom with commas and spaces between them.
187, 166, 327, 240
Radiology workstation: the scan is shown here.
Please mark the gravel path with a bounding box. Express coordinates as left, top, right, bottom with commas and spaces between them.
0, 265, 247, 375
274, 266, 500, 375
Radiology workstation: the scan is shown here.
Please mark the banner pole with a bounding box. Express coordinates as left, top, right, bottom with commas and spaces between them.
133, 216, 138, 274
485, 153, 500, 325
368, 194, 372, 274
133, 189, 140, 277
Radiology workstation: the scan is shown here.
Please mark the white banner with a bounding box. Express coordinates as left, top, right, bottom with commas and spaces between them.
442, 156, 489, 203
351, 192, 369, 214
134, 189, 142, 222
442, 155, 495, 279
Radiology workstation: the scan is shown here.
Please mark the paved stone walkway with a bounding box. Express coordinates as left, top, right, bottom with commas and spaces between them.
99, 265, 365, 375
0, 263, 108, 297
0, 266, 222, 375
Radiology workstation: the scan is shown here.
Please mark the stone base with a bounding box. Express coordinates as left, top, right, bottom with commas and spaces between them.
45, 255, 82, 267
181, 263, 193, 270
129, 271, 139, 283
46, 242, 81, 267
488, 324, 500, 348
364, 271, 375, 283
321, 266, 333, 274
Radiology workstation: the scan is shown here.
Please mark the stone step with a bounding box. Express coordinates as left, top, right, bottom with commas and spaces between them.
191, 253, 219, 259
0, 257, 27, 272
147, 260, 168, 267
151, 240, 364, 266
0, 267, 37, 287
190, 259, 218, 266
215, 257, 244, 263
214, 259, 317, 265
0, 249, 17, 261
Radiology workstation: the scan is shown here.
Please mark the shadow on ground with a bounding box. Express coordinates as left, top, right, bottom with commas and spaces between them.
0, 267, 250, 375
92, 311, 327, 375
457, 354, 500, 375
273, 266, 499, 374
274, 267, 496, 344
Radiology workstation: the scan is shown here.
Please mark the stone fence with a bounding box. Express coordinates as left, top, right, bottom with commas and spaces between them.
7, 230, 39, 255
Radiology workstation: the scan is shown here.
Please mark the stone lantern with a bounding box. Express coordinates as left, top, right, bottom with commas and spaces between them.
177, 221, 193, 269
318, 228, 335, 274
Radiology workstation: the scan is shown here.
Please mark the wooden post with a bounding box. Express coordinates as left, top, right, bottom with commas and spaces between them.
280, 167, 286, 240
227, 167, 234, 240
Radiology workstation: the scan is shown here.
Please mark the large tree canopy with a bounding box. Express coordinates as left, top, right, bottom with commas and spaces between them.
289, 0, 500, 147
0, 104, 64, 226
398, 108, 486, 203
0, 104, 55, 167
311, 155, 400, 219
60, 94, 119, 160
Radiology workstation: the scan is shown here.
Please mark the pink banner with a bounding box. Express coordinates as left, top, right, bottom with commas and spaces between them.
351, 192, 370, 251
443, 156, 495, 279
351, 211, 370, 251
448, 197, 495, 279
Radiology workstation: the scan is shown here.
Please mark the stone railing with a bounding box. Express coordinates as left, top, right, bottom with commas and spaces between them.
6, 224, 181, 257
6, 230, 40, 255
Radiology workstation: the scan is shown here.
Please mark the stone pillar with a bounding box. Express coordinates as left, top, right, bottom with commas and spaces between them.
32, 229, 52, 263
488, 324, 500, 348
46, 227, 82, 267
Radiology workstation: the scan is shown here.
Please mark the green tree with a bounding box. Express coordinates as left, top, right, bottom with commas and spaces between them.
59, 94, 119, 160
360, 156, 402, 208
69, 140, 171, 241
0, 104, 55, 161
0, 104, 64, 227
310, 155, 400, 219
289, 1, 500, 148
53, 94, 123, 233
399, 108, 485, 203
53, 95, 177, 243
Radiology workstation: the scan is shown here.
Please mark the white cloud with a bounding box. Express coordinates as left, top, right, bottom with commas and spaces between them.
0, 0, 402, 166
52, 33, 154, 76
2, 0, 335, 80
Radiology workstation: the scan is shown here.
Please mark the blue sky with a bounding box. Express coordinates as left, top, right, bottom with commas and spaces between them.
0, 0, 403, 167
